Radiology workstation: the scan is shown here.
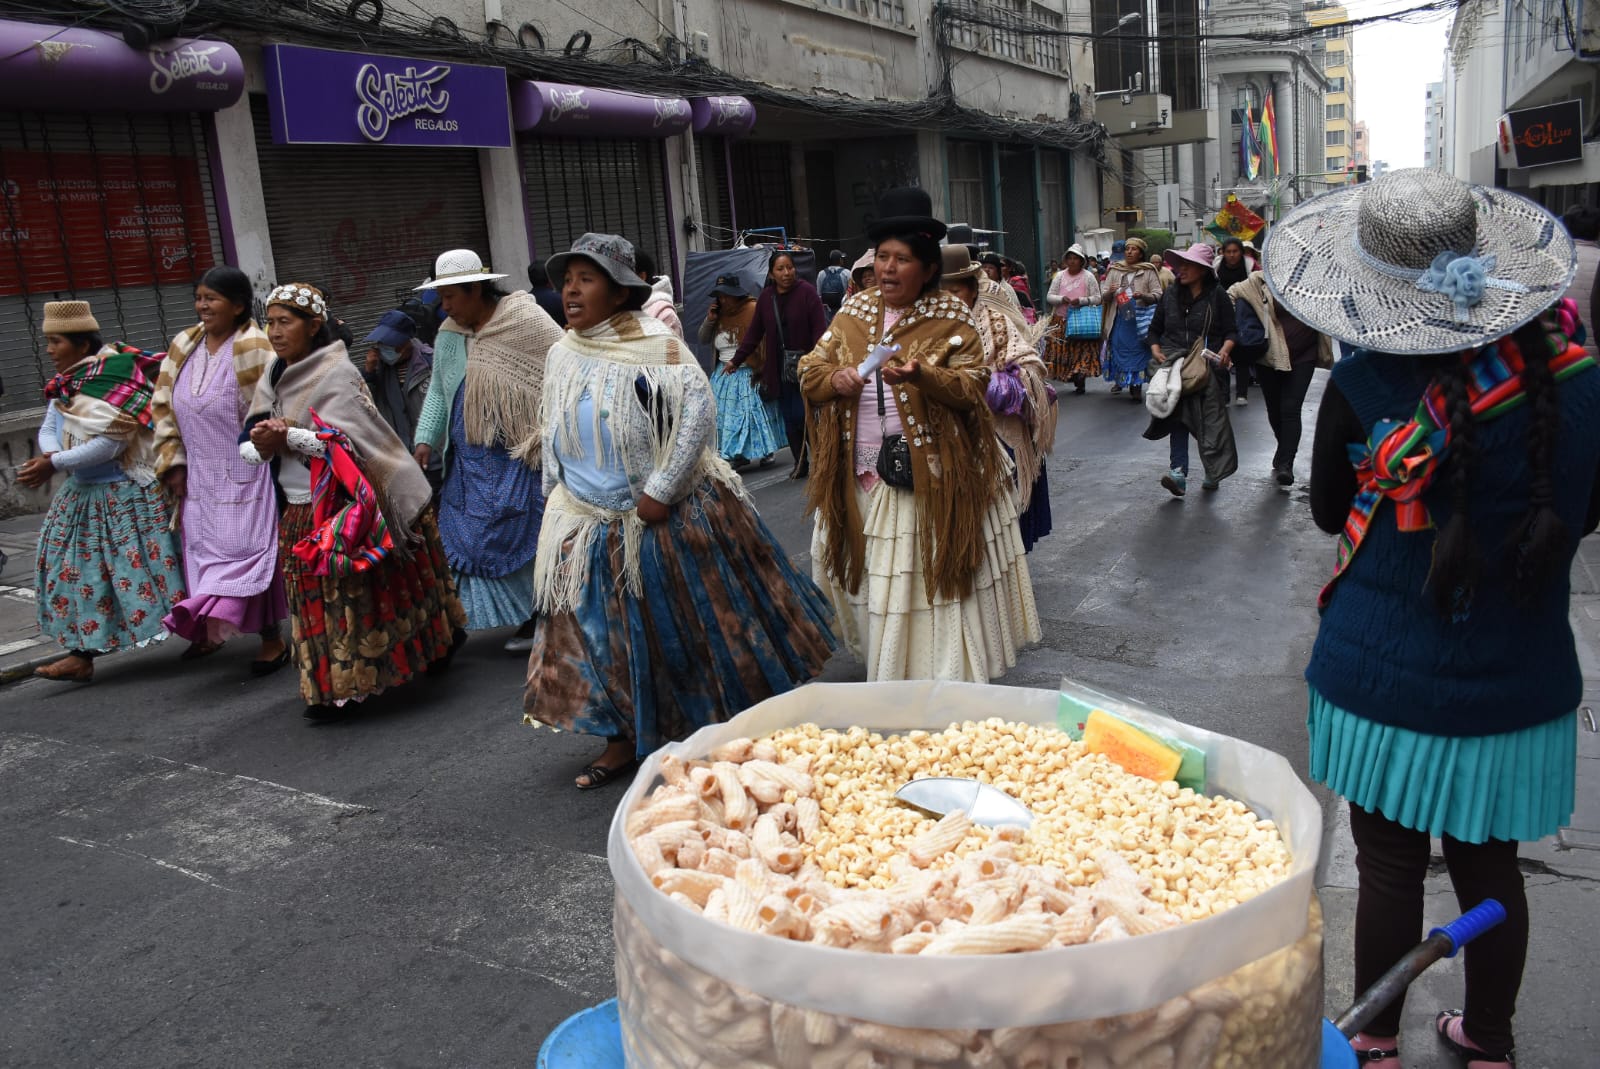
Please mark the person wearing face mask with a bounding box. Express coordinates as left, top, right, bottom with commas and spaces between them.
361, 309, 440, 489
523, 233, 838, 790
242, 283, 466, 719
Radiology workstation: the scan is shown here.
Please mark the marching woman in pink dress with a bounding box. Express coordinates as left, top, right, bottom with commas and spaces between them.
151, 266, 290, 675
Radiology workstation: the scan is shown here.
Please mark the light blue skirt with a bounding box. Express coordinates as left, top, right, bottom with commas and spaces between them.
454, 561, 535, 630
1307, 686, 1576, 843
711, 364, 786, 462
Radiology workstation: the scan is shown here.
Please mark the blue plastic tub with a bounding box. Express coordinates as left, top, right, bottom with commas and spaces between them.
538, 1000, 1352, 1068
537, 998, 624, 1069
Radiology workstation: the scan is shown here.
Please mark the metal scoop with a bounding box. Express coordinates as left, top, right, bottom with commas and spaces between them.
894, 777, 1034, 829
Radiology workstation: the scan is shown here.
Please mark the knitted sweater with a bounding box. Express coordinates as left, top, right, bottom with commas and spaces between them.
1305, 350, 1600, 737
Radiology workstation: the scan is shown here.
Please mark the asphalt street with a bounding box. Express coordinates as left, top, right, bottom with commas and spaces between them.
2, 372, 1595, 1067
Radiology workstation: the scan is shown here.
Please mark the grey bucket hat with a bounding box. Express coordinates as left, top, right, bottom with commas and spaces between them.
1262, 168, 1576, 355
545, 233, 653, 300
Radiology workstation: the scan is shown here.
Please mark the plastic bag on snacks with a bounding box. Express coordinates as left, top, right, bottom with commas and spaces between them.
607, 680, 1325, 1068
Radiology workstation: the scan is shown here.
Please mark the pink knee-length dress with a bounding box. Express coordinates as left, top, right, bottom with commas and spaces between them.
162, 333, 288, 642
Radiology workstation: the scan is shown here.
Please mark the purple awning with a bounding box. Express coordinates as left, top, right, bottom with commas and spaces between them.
691, 96, 756, 137
0, 19, 244, 113
513, 81, 692, 139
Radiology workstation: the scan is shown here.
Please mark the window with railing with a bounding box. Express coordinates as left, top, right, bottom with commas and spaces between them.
1327, 76, 1344, 93
1326, 130, 1345, 146
946, 0, 1068, 73
1326, 155, 1346, 171
1327, 103, 1346, 120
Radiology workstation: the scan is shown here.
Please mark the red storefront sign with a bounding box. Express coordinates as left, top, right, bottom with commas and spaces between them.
0, 150, 215, 297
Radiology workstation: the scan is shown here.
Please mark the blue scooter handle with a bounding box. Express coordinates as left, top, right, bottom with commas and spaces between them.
1428, 898, 1507, 958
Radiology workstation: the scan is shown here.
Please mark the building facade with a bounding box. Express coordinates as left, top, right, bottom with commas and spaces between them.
0, 0, 1106, 433
1422, 82, 1445, 170
1306, 3, 1356, 185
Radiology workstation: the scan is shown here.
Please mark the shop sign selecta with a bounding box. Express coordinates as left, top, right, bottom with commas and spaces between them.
263, 44, 513, 149
1497, 100, 1585, 169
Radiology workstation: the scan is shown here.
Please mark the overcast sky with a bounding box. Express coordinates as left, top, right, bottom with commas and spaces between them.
1351, 7, 1453, 169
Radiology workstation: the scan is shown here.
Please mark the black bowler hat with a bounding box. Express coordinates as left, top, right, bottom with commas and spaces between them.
709, 273, 749, 298
866, 187, 947, 244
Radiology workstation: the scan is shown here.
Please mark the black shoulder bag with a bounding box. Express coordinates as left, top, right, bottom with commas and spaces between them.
770, 292, 805, 397
875, 372, 915, 489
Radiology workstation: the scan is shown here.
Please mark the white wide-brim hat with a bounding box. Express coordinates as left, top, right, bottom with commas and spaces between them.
417, 248, 507, 290
1263, 168, 1576, 355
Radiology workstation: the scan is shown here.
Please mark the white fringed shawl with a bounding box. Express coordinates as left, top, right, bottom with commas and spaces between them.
533, 312, 744, 613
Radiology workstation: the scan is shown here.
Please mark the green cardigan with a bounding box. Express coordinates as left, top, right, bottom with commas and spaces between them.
413, 323, 468, 461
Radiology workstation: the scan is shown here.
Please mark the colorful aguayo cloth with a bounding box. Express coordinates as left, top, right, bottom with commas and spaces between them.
1321, 303, 1595, 609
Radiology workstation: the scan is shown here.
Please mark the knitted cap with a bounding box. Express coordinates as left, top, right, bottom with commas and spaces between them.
42, 300, 99, 335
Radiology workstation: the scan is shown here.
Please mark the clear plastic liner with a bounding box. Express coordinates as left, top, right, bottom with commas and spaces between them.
607, 680, 1325, 1065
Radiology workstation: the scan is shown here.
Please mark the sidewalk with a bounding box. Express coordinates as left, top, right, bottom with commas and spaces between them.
0, 512, 49, 681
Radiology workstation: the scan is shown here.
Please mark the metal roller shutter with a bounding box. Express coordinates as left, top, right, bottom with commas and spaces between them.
729, 141, 795, 237
696, 136, 733, 244
521, 136, 671, 276
251, 97, 490, 343
998, 146, 1041, 283
0, 110, 223, 415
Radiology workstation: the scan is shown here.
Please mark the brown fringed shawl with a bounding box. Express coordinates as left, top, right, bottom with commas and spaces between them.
799, 288, 1004, 602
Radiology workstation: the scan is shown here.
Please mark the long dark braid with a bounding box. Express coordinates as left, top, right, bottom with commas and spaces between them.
1505, 319, 1567, 602
1427, 355, 1482, 617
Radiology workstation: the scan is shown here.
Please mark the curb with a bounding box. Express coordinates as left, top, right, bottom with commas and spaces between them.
0, 649, 62, 685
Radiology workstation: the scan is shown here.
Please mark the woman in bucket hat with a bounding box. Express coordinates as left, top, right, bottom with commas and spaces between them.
243, 283, 466, 718
20, 301, 186, 682
1145, 242, 1239, 496
1272, 169, 1600, 1069
411, 249, 565, 653
522, 233, 837, 790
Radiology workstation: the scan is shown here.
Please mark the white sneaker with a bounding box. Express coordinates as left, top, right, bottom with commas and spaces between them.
1234, 397, 1248, 407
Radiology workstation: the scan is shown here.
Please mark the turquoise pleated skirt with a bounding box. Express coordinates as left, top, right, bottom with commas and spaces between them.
1307, 686, 1576, 844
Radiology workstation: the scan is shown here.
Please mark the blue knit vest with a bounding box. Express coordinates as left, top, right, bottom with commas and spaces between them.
1305, 350, 1600, 738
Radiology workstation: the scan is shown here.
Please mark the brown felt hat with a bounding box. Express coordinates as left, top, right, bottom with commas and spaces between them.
940, 244, 981, 281
41, 300, 99, 335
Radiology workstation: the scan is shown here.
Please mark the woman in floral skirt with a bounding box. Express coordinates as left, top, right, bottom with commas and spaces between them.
703, 272, 784, 469
241, 283, 466, 719
20, 301, 185, 682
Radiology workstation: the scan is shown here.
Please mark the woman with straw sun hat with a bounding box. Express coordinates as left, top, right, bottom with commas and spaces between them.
21, 301, 185, 682
1268, 168, 1600, 1069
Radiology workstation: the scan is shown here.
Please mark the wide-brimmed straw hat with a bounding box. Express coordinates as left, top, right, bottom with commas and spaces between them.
417, 249, 506, 290
1263, 168, 1576, 355
545, 233, 652, 300
41, 300, 99, 335
939, 244, 981, 281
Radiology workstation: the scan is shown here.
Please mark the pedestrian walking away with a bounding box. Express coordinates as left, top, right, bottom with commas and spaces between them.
1041, 243, 1103, 390
800, 187, 1040, 682
21, 301, 185, 683
703, 273, 784, 469
817, 249, 851, 319
1100, 237, 1164, 402
1229, 262, 1333, 486
940, 245, 1056, 553
728, 249, 828, 478
361, 309, 441, 489
243, 283, 467, 719
412, 249, 564, 653
1270, 167, 1599, 1069
150, 266, 289, 674
1214, 236, 1257, 405
523, 233, 838, 790
1145, 242, 1239, 497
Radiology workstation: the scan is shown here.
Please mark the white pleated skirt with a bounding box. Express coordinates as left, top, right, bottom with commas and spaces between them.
812, 478, 1041, 682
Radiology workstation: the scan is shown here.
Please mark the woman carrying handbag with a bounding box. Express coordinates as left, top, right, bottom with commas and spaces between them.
1143, 244, 1239, 497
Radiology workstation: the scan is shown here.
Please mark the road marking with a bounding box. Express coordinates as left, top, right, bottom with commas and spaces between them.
0, 637, 41, 657
0, 584, 36, 602
55, 834, 234, 891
